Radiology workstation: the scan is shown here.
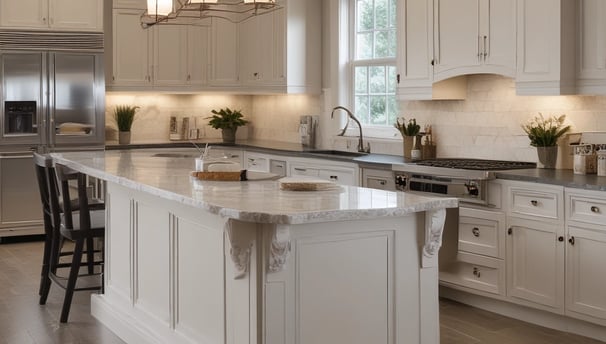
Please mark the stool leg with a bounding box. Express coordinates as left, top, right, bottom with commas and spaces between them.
60, 238, 84, 323
40, 225, 62, 305
86, 237, 95, 274
38, 226, 52, 297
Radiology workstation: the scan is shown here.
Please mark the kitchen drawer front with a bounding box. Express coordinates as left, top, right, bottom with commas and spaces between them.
440, 252, 505, 296
290, 165, 319, 177
318, 169, 356, 186
458, 207, 505, 258
567, 192, 606, 227
509, 186, 562, 221
246, 156, 270, 172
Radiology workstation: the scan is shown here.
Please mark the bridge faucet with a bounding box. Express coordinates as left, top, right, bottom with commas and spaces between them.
331, 106, 370, 153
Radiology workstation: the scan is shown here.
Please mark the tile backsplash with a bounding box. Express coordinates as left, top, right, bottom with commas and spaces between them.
106, 74, 606, 168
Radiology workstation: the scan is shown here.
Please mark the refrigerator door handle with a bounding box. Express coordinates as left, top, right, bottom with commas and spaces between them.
0, 152, 34, 159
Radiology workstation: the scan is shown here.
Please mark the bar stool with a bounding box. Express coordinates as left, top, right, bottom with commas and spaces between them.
34, 154, 105, 323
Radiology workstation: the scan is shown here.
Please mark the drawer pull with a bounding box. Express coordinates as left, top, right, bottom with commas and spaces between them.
591, 206, 600, 213
569, 236, 575, 246
379, 180, 386, 185
472, 227, 480, 237
530, 200, 538, 206
330, 175, 338, 181
558, 236, 564, 242
507, 227, 512, 235
473, 267, 481, 278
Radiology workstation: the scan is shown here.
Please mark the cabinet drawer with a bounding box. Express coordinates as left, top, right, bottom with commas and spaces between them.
440, 252, 505, 295
568, 194, 606, 227
319, 169, 355, 186
291, 166, 319, 177
246, 156, 269, 172
510, 188, 561, 220
458, 209, 504, 258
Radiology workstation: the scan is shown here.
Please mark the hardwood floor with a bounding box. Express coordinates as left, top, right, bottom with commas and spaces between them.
0, 237, 603, 344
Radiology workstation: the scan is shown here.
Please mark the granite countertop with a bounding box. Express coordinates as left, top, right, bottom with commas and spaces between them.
51, 150, 457, 225
496, 169, 606, 191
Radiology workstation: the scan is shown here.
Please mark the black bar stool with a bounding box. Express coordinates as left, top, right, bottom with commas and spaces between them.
34, 153, 105, 323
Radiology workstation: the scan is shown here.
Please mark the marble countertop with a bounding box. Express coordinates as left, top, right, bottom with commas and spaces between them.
51, 149, 457, 225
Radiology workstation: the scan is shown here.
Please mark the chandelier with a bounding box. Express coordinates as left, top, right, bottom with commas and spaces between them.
142, 0, 279, 27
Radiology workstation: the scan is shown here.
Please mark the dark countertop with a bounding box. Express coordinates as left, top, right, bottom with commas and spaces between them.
105, 139, 606, 191
496, 169, 606, 191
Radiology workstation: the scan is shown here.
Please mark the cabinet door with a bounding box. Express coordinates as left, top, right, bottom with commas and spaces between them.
0, 153, 43, 228
187, 25, 210, 86
153, 25, 188, 86
577, 0, 606, 84
50, 0, 103, 31
396, 0, 434, 97
0, 0, 48, 29
112, 9, 150, 86
566, 225, 606, 322
238, 13, 277, 86
507, 217, 564, 311
433, 0, 481, 80
482, 0, 515, 76
209, 18, 239, 86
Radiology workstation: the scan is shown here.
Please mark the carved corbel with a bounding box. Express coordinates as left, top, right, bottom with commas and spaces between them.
224, 219, 256, 279
268, 225, 291, 273
422, 208, 446, 268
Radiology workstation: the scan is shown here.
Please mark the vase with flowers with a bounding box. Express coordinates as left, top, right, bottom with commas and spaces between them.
395, 117, 421, 159
521, 113, 571, 169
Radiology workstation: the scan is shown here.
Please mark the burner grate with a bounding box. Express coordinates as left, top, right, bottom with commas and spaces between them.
415, 159, 536, 171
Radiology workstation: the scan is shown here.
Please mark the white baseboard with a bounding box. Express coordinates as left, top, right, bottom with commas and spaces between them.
440, 286, 606, 343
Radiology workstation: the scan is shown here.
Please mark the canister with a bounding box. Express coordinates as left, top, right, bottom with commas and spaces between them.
596, 144, 606, 177
573, 144, 597, 175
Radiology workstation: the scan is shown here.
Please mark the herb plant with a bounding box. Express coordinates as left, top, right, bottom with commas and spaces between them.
114, 105, 140, 132
206, 107, 249, 130
394, 117, 421, 137
522, 113, 571, 147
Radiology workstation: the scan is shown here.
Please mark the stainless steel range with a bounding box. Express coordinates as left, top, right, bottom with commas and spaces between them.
393, 159, 536, 205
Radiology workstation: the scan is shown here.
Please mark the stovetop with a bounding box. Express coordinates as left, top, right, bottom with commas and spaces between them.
393, 158, 537, 180
414, 159, 536, 171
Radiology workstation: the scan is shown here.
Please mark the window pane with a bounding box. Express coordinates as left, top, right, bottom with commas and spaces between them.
370, 96, 387, 125
387, 65, 397, 93
357, 0, 374, 31
369, 66, 386, 94
389, 0, 397, 28
355, 96, 370, 123
355, 66, 368, 94
374, 31, 390, 58
387, 30, 396, 57
387, 95, 398, 125
356, 32, 373, 59
375, 0, 388, 29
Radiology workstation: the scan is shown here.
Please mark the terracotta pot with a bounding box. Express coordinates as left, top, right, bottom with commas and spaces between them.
118, 131, 131, 145
536, 146, 558, 169
221, 128, 237, 144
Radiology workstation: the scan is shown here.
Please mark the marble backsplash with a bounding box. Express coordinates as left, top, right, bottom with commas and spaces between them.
106, 75, 606, 168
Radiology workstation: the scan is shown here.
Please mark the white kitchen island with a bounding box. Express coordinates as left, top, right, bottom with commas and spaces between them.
52, 149, 458, 344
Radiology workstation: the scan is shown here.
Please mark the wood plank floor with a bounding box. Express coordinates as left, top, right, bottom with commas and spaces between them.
0, 238, 604, 344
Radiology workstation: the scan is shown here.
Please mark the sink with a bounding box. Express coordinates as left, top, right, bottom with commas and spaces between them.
307, 150, 369, 158
152, 153, 198, 158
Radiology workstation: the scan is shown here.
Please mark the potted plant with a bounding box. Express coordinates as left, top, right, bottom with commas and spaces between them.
395, 117, 421, 159
114, 105, 140, 144
521, 113, 571, 169
206, 107, 249, 144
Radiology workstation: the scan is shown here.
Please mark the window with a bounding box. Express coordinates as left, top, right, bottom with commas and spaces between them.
352, 0, 397, 126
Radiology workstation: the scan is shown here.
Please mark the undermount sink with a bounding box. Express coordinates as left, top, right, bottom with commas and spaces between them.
152, 153, 198, 158
307, 150, 369, 158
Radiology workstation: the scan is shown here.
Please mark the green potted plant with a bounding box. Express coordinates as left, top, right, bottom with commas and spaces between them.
114, 105, 140, 144
395, 117, 421, 159
521, 113, 571, 168
206, 107, 249, 144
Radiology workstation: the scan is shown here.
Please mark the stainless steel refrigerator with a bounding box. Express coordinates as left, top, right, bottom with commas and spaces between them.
0, 50, 105, 239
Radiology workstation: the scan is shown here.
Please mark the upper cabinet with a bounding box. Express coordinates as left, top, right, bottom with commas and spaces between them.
576, 0, 606, 94
0, 0, 103, 32
433, 0, 516, 81
515, 0, 577, 95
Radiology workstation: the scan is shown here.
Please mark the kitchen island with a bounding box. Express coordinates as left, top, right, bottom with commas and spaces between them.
52, 149, 457, 344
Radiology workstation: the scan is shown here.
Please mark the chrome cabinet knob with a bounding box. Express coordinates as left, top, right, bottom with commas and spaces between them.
472, 227, 480, 237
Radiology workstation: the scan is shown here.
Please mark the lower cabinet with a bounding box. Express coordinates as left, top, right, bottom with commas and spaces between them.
289, 158, 358, 186
361, 167, 395, 191
565, 188, 606, 326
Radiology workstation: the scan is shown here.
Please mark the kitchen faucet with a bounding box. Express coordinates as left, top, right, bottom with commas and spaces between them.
331, 106, 371, 153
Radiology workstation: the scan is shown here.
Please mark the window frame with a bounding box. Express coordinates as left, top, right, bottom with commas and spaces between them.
348, 0, 399, 136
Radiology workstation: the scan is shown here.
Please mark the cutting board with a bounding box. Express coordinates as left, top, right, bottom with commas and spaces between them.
278, 177, 339, 191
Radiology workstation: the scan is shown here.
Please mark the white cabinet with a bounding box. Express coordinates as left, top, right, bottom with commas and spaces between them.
577, 0, 606, 94
238, 11, 281, 87
433, 0, 515, 81
289, 158, 358, 186
515, 0, 576, 95
565, 188, 606, 326
244, 151, 271, 172
396, 0, 467, 100
505, 181, 565, 313
111, 7, 209, 89
0, 0, 103, 31
209, 18, 240, 87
